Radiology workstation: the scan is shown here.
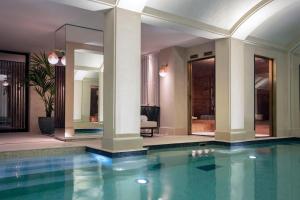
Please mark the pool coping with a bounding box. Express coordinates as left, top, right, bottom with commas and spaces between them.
144, 137, 300, 150
0, 137, 298, 159
85, 146, 148, 158
86, 137, 300, 157
0, 146, 86, 160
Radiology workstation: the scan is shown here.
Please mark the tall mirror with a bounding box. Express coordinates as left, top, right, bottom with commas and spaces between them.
64, 25, 104, 135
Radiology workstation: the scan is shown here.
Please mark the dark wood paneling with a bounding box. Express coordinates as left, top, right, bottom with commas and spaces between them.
90, 87, 99, 118
54, 66, 65, 128
0, 59, 28, 131
192, 59, 215, 118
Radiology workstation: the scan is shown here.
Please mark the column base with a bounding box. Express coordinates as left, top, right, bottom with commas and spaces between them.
64, 127, 75, 137
102, 134, 144, 152
215, 130, 255, 141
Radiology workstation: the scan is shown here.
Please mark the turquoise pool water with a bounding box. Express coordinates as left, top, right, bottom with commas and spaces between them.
0, 141, 299, 200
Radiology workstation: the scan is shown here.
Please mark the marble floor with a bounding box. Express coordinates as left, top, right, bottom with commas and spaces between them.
1, 130, 290, 157
0, 132, 214, 155
0, 133, 82, 153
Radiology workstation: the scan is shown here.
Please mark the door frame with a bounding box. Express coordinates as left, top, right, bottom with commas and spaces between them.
254, 55, 276, 137
187, 56, 216, 135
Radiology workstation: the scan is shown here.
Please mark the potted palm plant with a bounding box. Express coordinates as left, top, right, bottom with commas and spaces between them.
29, 52, 55, 134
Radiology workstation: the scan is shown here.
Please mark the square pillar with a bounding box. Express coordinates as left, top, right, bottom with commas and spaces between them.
215, 38, 254, 141
64, 42, 75, 137
102, 8, 143, 151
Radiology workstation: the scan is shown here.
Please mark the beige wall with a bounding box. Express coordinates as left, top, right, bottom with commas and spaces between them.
186, 42, 215, 60
27, 39, 299, 139
159, 47, 187, 135
159, 40, 297, 138
290, 54, 300, 137
244, 43, 290, 137
159, 42, 215, 135
29, 87, 45, 133
73, 80, 83, 120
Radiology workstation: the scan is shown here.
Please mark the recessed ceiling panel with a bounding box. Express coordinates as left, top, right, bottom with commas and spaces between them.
145, 0, 262, 30
141, 24, 210, 54
250, 2, 300, 47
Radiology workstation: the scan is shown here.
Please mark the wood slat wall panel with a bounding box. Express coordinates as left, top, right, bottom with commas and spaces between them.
55, 66, 65, 128
0, 59, 28, 131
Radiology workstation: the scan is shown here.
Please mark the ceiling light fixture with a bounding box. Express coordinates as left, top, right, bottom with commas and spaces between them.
61, 55, 66, 66
48, 50, 66, 66
48, 51, 59, 65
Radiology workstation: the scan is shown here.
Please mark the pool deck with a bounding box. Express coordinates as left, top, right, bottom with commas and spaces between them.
0, 133, 213, 156
0, 132, 298, 158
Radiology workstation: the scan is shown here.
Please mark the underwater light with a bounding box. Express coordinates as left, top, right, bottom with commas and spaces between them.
249, 155, 256, 159
136, 178, 149, 184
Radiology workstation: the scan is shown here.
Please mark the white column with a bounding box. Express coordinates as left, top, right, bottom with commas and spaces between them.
99, 66, 104, 123
215, 38, 254, 141
102, 7, 143, 151
65, 43, 75, 137
290, 53, 300, 136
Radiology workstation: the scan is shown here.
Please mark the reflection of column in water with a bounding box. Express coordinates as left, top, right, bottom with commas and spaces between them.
255, 146, 277, 199
102, 157, 147, 200
71, 155, 103, 200
215, 149, 255, 200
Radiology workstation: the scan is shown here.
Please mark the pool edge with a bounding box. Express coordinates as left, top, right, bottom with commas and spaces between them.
145, 137, 300, 150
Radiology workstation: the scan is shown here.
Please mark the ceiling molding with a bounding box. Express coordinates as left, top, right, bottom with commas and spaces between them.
232, 0, 299, 40
49, 0, 115, 11
245, 36, 288, 53
142, 7, 229, 39
288, 37, 300, 53
230, 0, 273, 36
91, 0, 116, 6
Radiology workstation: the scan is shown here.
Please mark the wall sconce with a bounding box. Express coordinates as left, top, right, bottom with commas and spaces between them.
159, 64, 168, 77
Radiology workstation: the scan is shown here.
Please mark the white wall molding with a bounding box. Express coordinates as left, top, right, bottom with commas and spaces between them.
50, 0, 115, 11
231, 0, 299, 40
230, 0, 273, 39
288, 39, 300, 54
244, 36, 288, 53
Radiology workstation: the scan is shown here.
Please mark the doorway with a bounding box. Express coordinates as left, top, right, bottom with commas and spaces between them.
188, 57, 216, 136
90, 86, 99, 122
254, 56, 274, 137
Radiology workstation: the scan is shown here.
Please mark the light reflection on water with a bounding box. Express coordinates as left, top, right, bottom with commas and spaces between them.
0, 142, 299, 200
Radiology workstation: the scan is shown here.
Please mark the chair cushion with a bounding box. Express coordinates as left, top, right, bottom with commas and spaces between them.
141, 115, 148, 122
141, 121, 157, 128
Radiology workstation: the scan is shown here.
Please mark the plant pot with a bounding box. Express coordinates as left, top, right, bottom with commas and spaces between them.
38, 117, 55, 135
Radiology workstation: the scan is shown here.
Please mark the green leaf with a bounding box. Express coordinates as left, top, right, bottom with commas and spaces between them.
28, 52, 56, 117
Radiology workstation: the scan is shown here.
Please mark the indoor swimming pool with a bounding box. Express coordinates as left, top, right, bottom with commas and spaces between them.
0, 141, 299, 200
